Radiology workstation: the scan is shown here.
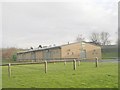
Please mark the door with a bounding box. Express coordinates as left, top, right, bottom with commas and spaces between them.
31, 52, 36, 61
43, 50, 51, 60
80, 50, 86, 59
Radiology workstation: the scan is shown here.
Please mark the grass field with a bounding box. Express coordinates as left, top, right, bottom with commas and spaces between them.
102, 52, 118, 59
2, 62, 118, 88
2, 59, 21, 64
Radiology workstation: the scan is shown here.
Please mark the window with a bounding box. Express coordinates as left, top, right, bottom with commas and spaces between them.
67, 49, 70, 51
67, 52, 69, 55
72, 52, 74, 55
92, 49, 96, 55
46, 50, 49, 52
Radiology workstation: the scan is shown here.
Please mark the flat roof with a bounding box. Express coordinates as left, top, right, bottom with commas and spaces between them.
61, 41, 101, 47
17, 41, 101, 54
17, 46, 61, 54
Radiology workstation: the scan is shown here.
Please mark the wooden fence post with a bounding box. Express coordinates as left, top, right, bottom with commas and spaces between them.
78, 60, 80, 66
95, 57, 98, 67
54, 61, 55, 64
73, 59, 76, 70
64, 60, 66, 65
45, 61, 47, 73
8, 63, 11, 78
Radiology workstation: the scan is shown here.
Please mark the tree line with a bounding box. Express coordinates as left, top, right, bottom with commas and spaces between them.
76, 31, 118, 46
2, 48, 25, 61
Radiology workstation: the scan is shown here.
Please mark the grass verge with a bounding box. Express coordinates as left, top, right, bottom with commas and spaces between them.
2, 62, 118, 88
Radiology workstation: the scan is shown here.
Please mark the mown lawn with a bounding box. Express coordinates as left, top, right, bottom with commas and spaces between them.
102, 52, 118, 59
2, 59, 22, 64
2, 62, 118, 88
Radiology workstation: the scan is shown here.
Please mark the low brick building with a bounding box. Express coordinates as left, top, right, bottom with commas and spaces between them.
17, 41, 101, 61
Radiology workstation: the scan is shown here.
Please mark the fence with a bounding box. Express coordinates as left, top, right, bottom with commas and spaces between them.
1, 57, 99, 78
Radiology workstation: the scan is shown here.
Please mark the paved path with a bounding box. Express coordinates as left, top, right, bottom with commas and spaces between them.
81, 59, 119, 63
100, 59, 119, 63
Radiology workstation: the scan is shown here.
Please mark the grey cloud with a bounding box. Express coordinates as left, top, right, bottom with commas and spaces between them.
2, 1, 118, 48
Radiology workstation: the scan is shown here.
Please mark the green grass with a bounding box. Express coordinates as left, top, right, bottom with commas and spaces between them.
2, 62, 118, 88
102, 52, 118, 59
2, 59, 19, 64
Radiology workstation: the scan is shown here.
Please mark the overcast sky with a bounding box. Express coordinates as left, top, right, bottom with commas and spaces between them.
1, 0, 118, 49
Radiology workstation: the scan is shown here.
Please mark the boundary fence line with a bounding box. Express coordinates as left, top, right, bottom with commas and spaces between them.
1, 59, 98, 66
1, 57, 99, 78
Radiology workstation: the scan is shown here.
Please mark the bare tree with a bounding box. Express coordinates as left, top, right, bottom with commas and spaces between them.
100, 32, 111, 45
89, 31, 111, 45
90, 32, 100, 45
76, 34, 85, 42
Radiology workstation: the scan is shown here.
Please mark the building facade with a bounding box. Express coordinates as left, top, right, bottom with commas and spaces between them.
17, 42, 101, 61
